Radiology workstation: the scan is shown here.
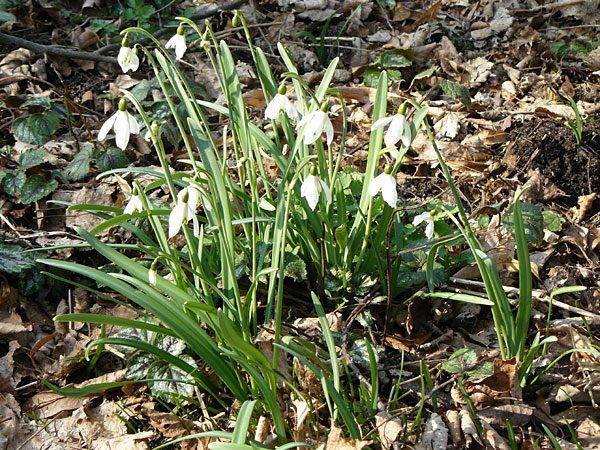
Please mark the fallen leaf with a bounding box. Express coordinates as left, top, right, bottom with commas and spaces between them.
326, 424, 371, 450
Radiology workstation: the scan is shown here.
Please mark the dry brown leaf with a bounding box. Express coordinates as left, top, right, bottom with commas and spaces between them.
414, 412, 448, 450
0, 310, 32, 335
374, 410, 402, 448
326, 424, 371, 450
574, 193, 596, 222
478, 403, 534, 428
522, 169, 566, 203
445, 409, 462, 448
481, 420, 511, 450
94, 431, 155, 450
576, 418, 600, 449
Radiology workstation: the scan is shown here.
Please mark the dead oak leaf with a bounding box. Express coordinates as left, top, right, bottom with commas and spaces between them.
326, 425, 371, 450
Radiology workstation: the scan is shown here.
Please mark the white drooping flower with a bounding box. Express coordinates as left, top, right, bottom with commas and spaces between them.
300, 171, 332, 211
123, 191, 143, 215
165, 25, 186, 60
118, 45, 139, 73
296, 103, 334, 146
265, 93, 299, 121
98, 98, 140, 150
371, 105, 412, 149
413, 210, 435, 239
148, 266, 157, 286
369, 169, 397, 208
169, 188, 199, 238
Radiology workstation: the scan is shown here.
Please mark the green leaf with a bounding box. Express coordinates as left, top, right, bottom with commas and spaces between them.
20, 175, 58, 204
65, 144, 93, 181
28, 112, 60, 137
130, 79, 150, 102
19, 264, 46, 296
148, 354, 198, 401
363, 67, 383, 88
542, 210, 563, 232
442, 348, 477, 373
97, 148, 129, 172
0, 244, 37, 274
3, 171, 26, 195
410, 65, 438, 89
379, 49, 414, 69
21, 96, 52, 110
502, 202, 544, 247
13, 112, 59, 145
0, 169, 6, 184
440, 79, 471, 108
0, 10, 15, 22
387, 69, 403, 81
283, 252, 307, 282
19, 147, 48, 169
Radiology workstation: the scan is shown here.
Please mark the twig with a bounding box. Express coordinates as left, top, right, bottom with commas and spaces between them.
0, 0, 247, 65
450, 277, 600, 322
95, 0, 248, 55
0, 32, 117, 64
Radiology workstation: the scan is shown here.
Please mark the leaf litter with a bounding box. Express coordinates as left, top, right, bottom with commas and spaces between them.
1, 0, 600, 448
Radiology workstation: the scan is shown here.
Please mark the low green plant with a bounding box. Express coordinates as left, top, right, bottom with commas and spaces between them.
563, 95, 584, 146
293, 7, 360, 69
356, 48, 415, 88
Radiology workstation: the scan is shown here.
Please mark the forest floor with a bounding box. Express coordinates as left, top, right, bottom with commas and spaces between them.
1, 0, 600, 449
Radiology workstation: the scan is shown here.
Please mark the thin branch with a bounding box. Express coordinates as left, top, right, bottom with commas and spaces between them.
0, 0, 247, 65
95, 0, 248, 55
0, 32, 117, 64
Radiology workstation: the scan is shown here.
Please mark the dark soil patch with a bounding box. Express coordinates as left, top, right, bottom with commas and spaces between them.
507, 118, 600, 212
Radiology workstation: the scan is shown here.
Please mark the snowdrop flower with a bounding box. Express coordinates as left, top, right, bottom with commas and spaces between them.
371, 104, 412, 149
165, 24, 186, 60
300, 166, 332, 211
369, 165, 397, 208
123, 188, 144, 215
117, 35, 139, 73
265, 84, 298, 121
144, 121, 160, 142
169, 188, 199, 238
98, 97, 140, 150
296, 102, 334, 146
413, 210, 435, 239
200, 31, 210, 51
148, 260, 158, 286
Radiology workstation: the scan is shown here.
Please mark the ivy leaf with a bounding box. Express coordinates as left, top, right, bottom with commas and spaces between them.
130, 79, 150, 102
0, 244, 36, 274
147, 354, 197, 402
3, 171, 26, 196
542, 210, 563, 232
19, 147, 48, 169
440, 79, 471, 108
21, 96, 52, 111
13, 112, 59, 145
379, 49, 414, 69
29, 112, 59, 136
20, 175, 58, 204
363, 67, 383, 88
503, 202, 544, 247
65, 145, 93, 181
97, 148, 129, 172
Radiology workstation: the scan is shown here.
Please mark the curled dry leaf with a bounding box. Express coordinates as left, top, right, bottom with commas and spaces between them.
326, 424, 371, 450
414, 412, 448, 450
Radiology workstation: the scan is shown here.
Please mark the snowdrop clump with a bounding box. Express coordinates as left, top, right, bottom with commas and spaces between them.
98, 98, 140, 150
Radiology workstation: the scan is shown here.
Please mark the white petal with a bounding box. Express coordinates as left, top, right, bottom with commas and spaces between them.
324, 115, 334, 146
380, 174, 397, 208
189, 209, 200, 236
127, 112, 140, 135
284, 98, 299, 119
123, 195, 136, 215
401, 120, 412, 148
425, 220, 435, 239
371, 116, 393, 131
301, 175, 319, 210
318, 177, 332, 205
148, 269, 157, 286
296, 113, 311, 128
265, 94, 285, 120
385, 114, 404, 147
303, 111, 325, 145
169, 203, 185, 238
98, 113, 118, 142
369, 173, 385, 197
201, 194, 212, 212
187, 186, 200, 211
412, 211, 430, 227
113, 110, 131, 150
